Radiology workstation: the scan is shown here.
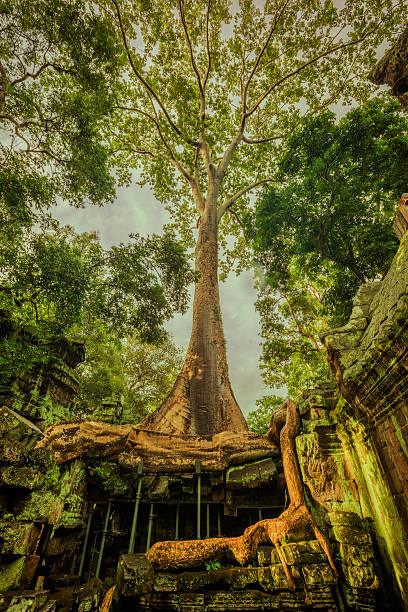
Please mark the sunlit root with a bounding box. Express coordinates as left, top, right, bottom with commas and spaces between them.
148, 400, 338, 588
99, 585, 115, 612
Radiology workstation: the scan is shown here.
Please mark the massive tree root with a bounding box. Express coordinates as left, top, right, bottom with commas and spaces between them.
147, 400, 338, 589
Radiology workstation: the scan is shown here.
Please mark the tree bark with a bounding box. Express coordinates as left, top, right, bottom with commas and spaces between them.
147, 400, 338, 594
138, 190, 248, 438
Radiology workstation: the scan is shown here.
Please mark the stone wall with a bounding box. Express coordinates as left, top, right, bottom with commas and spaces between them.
299, 224, 408, 608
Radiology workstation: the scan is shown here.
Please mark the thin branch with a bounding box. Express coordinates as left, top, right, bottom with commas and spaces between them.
10, 61, 51, 87
245, 23, 383, 118
282, 291, 321, 353
227, 208, 249, 243
110, 146, 155, 158
242, 133, 283, 144
217, 178, 274, 222
0, 60, 6, 107
178, 0, 205, 120
242, 0, 291, 114
111, 0, 197, 144
203, 0, 212, 89
148, 95, 205, 212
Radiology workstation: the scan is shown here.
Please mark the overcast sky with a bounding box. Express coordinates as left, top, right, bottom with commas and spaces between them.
52, 183, 269, 417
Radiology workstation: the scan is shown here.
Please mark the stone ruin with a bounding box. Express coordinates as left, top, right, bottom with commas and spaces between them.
0, 198, 408, 611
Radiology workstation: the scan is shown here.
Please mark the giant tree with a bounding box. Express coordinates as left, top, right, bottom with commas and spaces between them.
102, 0, 406, 438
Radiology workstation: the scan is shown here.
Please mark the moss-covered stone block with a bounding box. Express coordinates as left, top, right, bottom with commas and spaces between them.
226, 458, 277, 490
178, 571, 209, 592
343, 564, 379, 589
1, 590, 50, 611
0, 439, 28, 465
15, 491, 63, 524
0, 521, 37, 555
0, 466, 44, 490
228, 567, 259, 590
76, 578, 104, 612
257, 546, 273, 566
150, 592, 204, 611
116, 553, 154, 598
330, 525, 371, 546
205, 590, 271, 610
0, 557, 27, 592
339, 543, 374, 567
301, 563, 336, 588
325, 511, 363, 529
281, 541, 325, 565
153, 572, 178, 592
258, 564, 301, 591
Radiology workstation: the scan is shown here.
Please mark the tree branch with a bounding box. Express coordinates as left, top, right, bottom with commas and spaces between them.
10, 61, 51, 87
281, 291, 321, 353
148, 96, 205, 213
245, 23, 383, 119
217, 178, 274, 223
0, 60, 6, 108
203, 0, 212, 90
110, 0, 195, 143
178, 0, 205, 120
242, 0, 291, 114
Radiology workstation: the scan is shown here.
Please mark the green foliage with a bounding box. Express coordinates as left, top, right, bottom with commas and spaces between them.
204, 559, 221, 572
0, 223, 194, 343
251, 98, 405, 325
91, 461, 127, 492
246, 395, 283, 434
72, 322, 184, 423
246, 98, 408, 415
0, 0, 123, 217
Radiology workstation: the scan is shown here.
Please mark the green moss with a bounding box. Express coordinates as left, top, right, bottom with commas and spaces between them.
0, 557, 25, 591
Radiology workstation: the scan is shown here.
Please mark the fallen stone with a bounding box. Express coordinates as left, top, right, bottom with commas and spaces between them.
116, 554, 154, 598
226, 457, 277, 490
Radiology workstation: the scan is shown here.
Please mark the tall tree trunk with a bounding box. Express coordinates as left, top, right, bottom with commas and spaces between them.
138, 191, 248, 438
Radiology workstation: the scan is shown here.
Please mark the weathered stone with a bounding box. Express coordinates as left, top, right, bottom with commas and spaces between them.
0, 590, 50, 612
15, 491, 64, 524
325, 511, 363, 529
280, 541, 326, 566
205, 590, 271, 610
258, 564, 301, 591
343, 564, 379, 589
257, 546, 273, 567
226, 458, 277, 490
150, 592, 204, 611
0, 439, 28, 465
0, 557, 26, 591
177, 571, 209, 592
339, 543, 375, 566
153, 573, 178, 592
116, 554, 154, 598
76, 578, 104, 612
330, 525, 371, 546
301, 563, 336, 587
0, 466, 44, 490
0, 522, 38, 555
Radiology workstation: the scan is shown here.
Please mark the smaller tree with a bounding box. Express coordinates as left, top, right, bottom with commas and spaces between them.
0, 224, 194, 342
250, 98, 407, 326
74, 325, 184, 423
0, 223, 194, 393
256, 268, 330, 396
246, 395, 283, 435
